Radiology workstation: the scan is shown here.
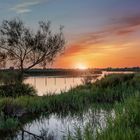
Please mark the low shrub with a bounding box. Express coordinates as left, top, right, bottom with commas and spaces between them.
0, 71, 23, 85
0, 83, 36, 97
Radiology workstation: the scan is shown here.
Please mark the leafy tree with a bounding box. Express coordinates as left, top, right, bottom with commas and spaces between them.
0, 18, 65, 73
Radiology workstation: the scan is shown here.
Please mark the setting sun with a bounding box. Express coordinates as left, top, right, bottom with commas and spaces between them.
75, 63, 87, 70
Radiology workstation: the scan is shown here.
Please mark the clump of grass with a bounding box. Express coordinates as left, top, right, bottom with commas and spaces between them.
68, 123, 95, 140
0, 115, 20, 139
0, 115, 19, 132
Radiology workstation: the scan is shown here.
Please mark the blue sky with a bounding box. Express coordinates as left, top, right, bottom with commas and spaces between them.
1, 0, 140, 37
1, 0, 140, 36
0, 0, 140, 68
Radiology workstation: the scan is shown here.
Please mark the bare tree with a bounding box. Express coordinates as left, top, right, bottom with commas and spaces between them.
0, 18, 65, 73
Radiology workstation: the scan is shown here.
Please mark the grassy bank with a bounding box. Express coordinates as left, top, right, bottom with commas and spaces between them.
68, 93, 140, 140
0, 73, 140, 138
97, 94, 140, 140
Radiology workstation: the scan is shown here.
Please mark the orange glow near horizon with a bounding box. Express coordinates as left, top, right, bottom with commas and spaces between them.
53, 38, 140, 69
53, 18, 140, 69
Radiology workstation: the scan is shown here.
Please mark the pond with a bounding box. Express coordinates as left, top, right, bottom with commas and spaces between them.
24, 71, 134, 96
12, 107, 114, 140
24, 77, 84, 96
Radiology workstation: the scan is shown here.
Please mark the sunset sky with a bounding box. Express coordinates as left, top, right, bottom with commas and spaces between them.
0, 0, 140, 68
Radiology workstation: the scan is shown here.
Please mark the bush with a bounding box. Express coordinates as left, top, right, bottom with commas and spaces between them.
0, 83, 36, 97
0, 71, 23, 85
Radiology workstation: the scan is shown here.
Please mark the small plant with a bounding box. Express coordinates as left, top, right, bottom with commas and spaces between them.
0, 116, 19, 131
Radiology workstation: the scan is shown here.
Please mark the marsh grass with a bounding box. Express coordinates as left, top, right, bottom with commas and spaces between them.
0, 116, 19, 131
66, 93, 140, 140
97, 93, 140, 140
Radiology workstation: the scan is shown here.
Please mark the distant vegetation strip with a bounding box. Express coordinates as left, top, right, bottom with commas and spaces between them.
0, 68, 102, 76
1, 67, 140, 76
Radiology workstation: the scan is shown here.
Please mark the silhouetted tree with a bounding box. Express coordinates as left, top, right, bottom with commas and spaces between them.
0, 18, 65, 73
0, 52, 6, 68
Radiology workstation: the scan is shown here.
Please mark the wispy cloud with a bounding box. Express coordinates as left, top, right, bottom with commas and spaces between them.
64, 13, 140, 57
11, 0, 42, 14
105, 14, 140, 36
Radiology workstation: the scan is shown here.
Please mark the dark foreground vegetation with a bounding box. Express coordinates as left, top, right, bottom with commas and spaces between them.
0, 71, 36, 97
0, 73, 140, 139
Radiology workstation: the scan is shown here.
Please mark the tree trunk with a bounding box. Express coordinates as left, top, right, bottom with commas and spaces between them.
18, 60, 24, 83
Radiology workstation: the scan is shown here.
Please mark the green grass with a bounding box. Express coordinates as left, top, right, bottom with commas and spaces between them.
0, 116, 19, 131
97, 93, 140, 140
68, 93, 140, 140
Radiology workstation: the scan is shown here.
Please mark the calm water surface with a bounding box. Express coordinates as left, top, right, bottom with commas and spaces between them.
24, 77, 83, 96
13, 108, 114, 140
24, 71, 134, 96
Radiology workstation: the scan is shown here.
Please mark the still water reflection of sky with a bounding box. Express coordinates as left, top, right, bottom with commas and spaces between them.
14, 108, 113, 140
24, 77, 83, 96
24, 71, 134, 96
